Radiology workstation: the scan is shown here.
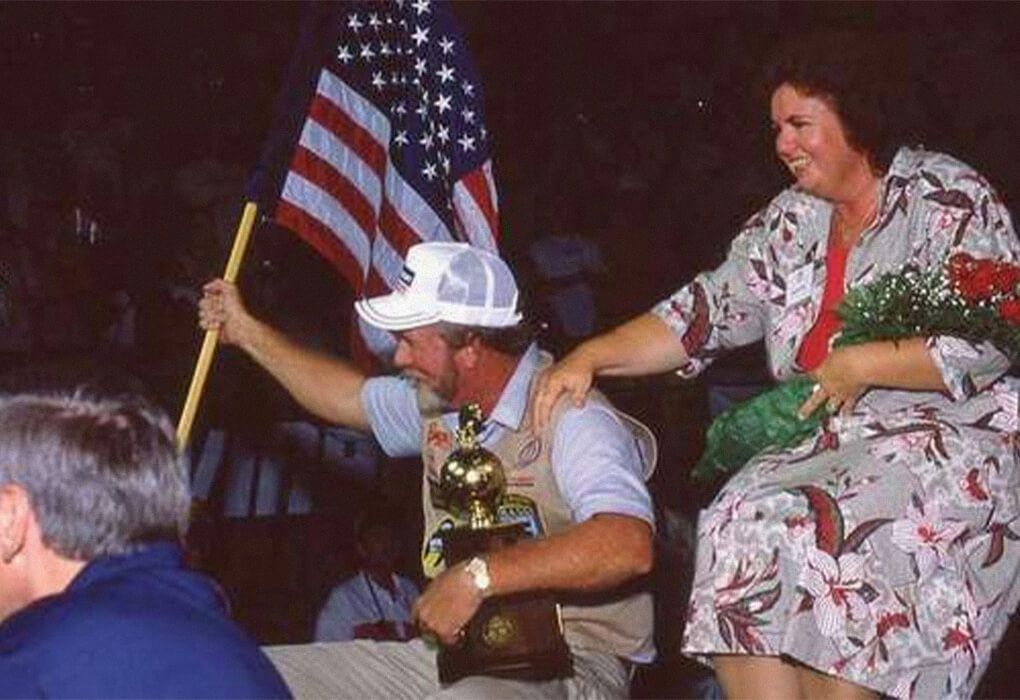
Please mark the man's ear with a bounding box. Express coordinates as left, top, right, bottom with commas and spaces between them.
452, 336, 482, 370
0, 484, 30, 564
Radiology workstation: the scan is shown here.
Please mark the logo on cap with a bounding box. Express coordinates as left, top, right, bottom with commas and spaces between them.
396, 265, 415, 291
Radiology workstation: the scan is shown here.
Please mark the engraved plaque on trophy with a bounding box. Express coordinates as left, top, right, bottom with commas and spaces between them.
435, 404, 572, 684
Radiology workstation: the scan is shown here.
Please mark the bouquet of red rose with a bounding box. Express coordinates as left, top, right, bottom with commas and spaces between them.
692, 252, 1020, 482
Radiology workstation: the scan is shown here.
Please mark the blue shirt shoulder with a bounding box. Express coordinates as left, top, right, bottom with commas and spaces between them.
0, 542, 290, 699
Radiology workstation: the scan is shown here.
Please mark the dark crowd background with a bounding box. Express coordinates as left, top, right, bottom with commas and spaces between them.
1, 2, 1019, 697
0, 2, 1017, 395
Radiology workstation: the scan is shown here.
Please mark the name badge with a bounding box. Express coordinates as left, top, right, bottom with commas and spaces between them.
786, 263, 814, 307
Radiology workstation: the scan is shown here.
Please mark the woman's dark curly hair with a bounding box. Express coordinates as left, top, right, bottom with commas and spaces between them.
762, 30, 916, 172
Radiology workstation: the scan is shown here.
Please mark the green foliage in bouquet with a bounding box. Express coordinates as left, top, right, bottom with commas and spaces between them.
692, 253, 1020, 482
693, 375, 818, 482
836, 257, 1020, 360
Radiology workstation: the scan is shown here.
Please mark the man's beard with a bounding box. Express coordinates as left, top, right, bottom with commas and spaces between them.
401, 370, 457, 410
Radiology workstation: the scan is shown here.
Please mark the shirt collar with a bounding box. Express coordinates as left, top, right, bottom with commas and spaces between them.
66, 540, 184, 593
446, 342, 540, 433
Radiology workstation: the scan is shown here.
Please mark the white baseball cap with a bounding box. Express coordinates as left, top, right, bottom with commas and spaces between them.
355, 242, 522, 331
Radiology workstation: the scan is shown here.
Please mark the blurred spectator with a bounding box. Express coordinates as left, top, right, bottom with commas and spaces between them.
528, 233, 605, 353
173, 149, 246, 263
0, 225, 42, 356
314, 509, 419, 643
61, 106, 133, 239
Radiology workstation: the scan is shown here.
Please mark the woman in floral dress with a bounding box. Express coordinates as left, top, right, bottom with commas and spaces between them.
534, 34, 1020, 699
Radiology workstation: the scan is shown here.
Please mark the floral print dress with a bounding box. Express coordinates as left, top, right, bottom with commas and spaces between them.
655, 147, 1020, 698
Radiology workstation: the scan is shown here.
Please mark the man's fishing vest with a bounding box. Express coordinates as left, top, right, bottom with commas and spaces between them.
418, 354, 656, 660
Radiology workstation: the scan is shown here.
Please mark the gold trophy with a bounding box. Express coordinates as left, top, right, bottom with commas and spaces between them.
435, 404, 571, 684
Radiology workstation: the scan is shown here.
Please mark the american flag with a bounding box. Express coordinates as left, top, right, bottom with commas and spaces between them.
249, 0, 499, 365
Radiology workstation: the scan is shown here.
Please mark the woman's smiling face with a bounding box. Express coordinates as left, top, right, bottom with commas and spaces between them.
770, 83, 870, 201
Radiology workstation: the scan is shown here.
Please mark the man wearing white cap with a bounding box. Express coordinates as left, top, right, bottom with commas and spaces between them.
199, 241, 655, 698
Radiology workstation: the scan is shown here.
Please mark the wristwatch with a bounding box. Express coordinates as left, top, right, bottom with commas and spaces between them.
464, 556, 491, 597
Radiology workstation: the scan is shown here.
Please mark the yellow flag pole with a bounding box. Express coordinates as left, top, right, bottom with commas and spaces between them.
176, 201, 259, 451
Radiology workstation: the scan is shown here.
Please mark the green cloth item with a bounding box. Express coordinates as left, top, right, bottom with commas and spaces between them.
693, 376, 819, 482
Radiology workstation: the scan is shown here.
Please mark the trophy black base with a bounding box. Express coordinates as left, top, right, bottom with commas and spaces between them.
437, 523, 573, 685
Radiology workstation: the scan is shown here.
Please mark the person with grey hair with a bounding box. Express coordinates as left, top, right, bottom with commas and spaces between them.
199, 241, 656, 698
0, 386, 290, 698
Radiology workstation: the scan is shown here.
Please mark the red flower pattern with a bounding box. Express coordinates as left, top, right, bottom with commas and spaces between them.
993, 264, 1020, 294
948, 252, 1020, 323
999, 298, 1020, 324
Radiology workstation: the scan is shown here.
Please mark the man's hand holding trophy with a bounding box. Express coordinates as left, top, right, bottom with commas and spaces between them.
413, 404, 572, 684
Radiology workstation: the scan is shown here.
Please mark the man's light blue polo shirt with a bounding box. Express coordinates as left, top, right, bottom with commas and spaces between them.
360, 343, 653, 525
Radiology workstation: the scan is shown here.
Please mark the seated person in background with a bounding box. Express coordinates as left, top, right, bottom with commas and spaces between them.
315, 509, 419, 642
0, 385, 290, 699
200, 241, 656, 698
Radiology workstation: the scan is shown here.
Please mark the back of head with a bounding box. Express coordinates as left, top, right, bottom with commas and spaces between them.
0, 387, 189, 560
763, 29, 917, 172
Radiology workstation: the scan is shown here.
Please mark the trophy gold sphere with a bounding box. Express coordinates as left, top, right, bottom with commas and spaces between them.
438, 445, 506, 529
438, 403, 506, 530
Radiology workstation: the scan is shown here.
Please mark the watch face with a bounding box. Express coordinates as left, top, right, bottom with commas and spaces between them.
467, 557, 490, 591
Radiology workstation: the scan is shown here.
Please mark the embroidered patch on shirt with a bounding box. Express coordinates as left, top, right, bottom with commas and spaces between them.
427, 422, 452, 450
422, 517, 455, 578
425, 422, 453, 479
497, 493, 544, 538
514, 436, 542, 469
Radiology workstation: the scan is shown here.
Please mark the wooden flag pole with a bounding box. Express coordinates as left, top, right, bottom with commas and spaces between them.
176, 201, 259, 451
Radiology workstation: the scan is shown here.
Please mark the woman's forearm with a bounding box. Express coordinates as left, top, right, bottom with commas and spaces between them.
576, 312, 690, 377
853, 338, 947, 391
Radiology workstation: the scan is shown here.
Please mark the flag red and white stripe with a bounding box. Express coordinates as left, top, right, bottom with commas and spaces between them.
262, 1, 500, 365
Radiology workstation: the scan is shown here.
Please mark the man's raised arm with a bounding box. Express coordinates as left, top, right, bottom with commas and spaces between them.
199, 279, 371, 432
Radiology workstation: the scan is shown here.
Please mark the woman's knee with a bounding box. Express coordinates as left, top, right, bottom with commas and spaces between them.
794, 663, 877, 700
713, 655, 800, 699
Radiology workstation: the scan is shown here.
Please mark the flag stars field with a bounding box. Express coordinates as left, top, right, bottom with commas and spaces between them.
259, 0, 499, 359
